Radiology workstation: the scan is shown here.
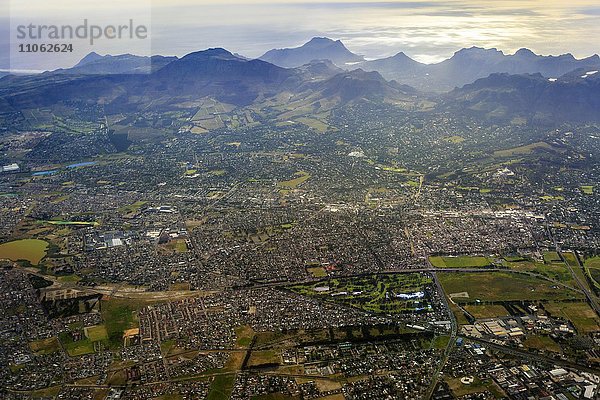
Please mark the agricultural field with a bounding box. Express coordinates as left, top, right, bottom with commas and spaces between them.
289, 273, 434, 314
0, 239, 49, 265
438, 272, 583, 303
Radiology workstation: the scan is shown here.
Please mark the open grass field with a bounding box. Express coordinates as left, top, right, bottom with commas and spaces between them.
118, 201, 147, 215
543, 302, 600, 334
101, 298, 141, 348
431, 335, 451, 349
463, 304, 509, 319
306, 266, 328, 278
523, 335, 561, 353
165, 239, 187, 253
446, 377, 505, 398
506, 261, 575, 285
46, 220, 98, 226
85, 325, 108, 341
492, 141, 558, 158
207, 374, 236, 400
29, 337, 61, 355
448, 301, 470, 325
169, 282, 191, 291
0, 239, 49, 265
247, 350, 280, 367
153, 395, 183, 400
59, 332, 95, 356
443, 135, 465, 144
589, 268, 600, 289
429, 256, 492, 268
585, 257, 600, 288
296, 117, 329, 132
278, 171, 311, 188
581, 185, 594, 195
586, 257, 600, 269
543, 252, 562, 264
251, 394, 299, 400
57, 274, 81, 283
160, 339, 177, 355
235, 325, 255, 348
561, 251, 579, 267
31, 385, 62, 399
295, 377, 341, 393
438, 272, 583, 303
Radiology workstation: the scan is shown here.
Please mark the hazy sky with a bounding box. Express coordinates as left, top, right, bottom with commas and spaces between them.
150, 0, 600, 63
2, 0, 600, 71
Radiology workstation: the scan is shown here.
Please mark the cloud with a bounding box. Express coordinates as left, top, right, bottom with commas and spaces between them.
4, 0, 599, 69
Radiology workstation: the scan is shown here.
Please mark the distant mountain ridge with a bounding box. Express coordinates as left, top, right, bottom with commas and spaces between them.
2, 43, 600, 128
258, 38, 600, 92
0, 48, 411, 113
359, 46, 600, 92
58, 52, 177, 75
444, 69, 600, 124
260, 37, 364, 68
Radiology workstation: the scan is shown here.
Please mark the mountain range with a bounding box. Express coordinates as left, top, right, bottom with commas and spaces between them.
256, 38, 600, 92
446, 69, 600, 124
1, 38, 599, 128
60, 52, 177, 75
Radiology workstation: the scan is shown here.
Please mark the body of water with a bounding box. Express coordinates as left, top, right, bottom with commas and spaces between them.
67, 161, 97, 168
32, 170, 58, 176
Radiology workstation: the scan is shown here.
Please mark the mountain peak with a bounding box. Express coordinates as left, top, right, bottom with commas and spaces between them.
260, 37, 363, 68
306, 37, 336, 45
514, 48, 536, 57
75, 51, 104, 67
179, 48, 238, 63
303, 37, 349, 51
186, 48, 233, 57
454, 47, 504, 57
392, 52, 409, 58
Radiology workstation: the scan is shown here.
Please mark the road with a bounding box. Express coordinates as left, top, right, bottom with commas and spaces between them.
425, 269, 458, 399
464, 336, 600, 374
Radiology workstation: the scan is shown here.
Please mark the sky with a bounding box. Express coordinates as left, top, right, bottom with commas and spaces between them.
2, 0, 600, 71
149, 0, 600, 63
